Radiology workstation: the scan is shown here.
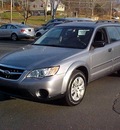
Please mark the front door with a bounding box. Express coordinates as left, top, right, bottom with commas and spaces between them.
0, 25, 7, 38
90, 28, 113, 81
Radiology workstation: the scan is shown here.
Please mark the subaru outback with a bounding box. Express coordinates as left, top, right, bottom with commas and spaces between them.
0, 21, 120, 106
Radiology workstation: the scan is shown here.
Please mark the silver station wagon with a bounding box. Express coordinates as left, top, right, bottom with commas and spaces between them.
0, 21, 120, 106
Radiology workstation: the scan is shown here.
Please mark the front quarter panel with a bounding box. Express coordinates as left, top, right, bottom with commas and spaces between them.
61, 61, 90, 94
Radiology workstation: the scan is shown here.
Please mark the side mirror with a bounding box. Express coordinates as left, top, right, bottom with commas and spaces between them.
92, 41, 105, 48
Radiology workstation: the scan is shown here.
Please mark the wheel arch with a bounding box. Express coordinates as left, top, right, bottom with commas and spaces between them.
61, 62, 89, 94
11, 33, 18, 40
76, 66, 88, 83
11, 32, 17, 36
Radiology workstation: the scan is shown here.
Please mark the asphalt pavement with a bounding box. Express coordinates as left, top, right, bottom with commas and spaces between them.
0, 40, 120, 130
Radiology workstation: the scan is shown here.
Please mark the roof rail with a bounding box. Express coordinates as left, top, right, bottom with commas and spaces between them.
95, 20, 119, 24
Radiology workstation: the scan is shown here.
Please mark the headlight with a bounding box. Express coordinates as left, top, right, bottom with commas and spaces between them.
27, 66, 59, 78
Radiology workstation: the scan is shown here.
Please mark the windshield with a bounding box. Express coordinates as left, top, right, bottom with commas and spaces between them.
34, 27, 93, 49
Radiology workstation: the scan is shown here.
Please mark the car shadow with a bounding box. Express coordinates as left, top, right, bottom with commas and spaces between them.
38, 99, 68, 106
109, 72, 119, 77
0, 94, 15, 101
0, 93, 67, 106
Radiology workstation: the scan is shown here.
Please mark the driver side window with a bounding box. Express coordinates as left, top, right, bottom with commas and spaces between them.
94, 29, 107, 43
92, 28, 108, 48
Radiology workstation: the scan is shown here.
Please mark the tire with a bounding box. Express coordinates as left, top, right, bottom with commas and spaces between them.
65, 70, 86, 106
117, 70, 120, 76
11, 33, 18, 41
36, 33, 41, 37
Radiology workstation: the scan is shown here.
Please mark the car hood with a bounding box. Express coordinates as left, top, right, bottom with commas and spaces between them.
0, 45, 83, 69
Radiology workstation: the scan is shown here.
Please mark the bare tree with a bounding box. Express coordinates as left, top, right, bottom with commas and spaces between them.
15, 0, 35, 24
61, 0, 118, 18
50, 0, 61, 19
21, 0, 34, 24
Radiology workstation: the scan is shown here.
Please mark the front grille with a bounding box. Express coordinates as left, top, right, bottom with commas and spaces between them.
0, 65, 24, 80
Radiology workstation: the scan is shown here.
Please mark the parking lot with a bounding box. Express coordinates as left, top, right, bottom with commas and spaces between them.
0, 39, 120, 130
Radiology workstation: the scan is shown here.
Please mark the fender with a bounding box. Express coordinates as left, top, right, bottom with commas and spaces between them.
61, 61, 90, 94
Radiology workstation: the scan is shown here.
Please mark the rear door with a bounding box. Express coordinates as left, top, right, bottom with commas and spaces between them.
106, 26, 120, 71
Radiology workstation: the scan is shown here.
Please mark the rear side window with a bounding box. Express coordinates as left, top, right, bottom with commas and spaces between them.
106, 26, 120, 42
9, 25, 17, 29
116, 26, 120, 35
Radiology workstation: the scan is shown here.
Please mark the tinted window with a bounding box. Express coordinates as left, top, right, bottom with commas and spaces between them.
10, 25, 17, 29
0, 25, 7, 29
94, 28, 108, 43
34, 27, 93, 49
106, 26, 120, 42
46, 24, 54, 29
116, 26, 120, 35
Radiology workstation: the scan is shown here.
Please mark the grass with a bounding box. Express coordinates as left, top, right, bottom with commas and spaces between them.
1, 11, 117, 27
0, 11, 60, 27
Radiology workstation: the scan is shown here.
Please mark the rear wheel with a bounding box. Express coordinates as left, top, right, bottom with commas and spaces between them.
11, 33, 18, 41
65, 70, 86, 106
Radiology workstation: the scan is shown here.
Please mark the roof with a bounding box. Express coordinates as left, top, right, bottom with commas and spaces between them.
56, 20, 120, 28
64, 17, 93, 21
1, 23, 30, 28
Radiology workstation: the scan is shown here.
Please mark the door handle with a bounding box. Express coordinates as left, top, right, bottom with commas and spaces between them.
108, 48, 112, 52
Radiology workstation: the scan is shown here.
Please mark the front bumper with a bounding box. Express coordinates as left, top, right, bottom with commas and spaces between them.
0, 74, 65, 100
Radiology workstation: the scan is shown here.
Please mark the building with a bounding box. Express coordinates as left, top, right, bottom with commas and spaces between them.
29, 0, 65, 16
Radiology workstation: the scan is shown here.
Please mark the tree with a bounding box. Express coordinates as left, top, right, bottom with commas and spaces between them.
50, 0, 60, 19
60, 0, 116, 18
15, 0, 35, 24
22, 0, 32, 24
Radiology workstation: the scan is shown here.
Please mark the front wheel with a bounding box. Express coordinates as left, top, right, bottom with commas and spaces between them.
65, 70, 86, 106
36, 32, 41, 38
117, 70, 120, 76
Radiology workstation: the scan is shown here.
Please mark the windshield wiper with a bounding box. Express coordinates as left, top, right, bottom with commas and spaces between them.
33, 44, 83, 49
33, 44, 61, 47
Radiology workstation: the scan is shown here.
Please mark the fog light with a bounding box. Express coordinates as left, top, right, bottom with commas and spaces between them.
36, 91, 41, 97
36, 89, 48, 98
